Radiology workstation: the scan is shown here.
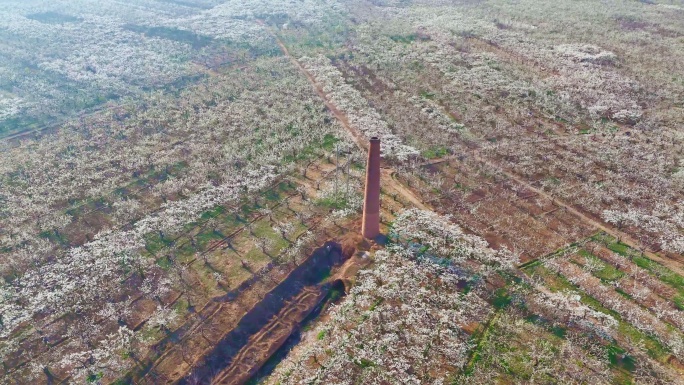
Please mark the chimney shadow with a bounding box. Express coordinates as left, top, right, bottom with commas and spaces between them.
373, 233, 389, 245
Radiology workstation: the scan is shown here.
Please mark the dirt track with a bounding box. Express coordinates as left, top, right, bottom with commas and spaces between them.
265, 23, 429, 213
472, 153, 684, 275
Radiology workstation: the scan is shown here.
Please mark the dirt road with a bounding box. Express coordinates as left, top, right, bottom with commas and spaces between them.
471, 152, 684, 276
265, 23, 429, 212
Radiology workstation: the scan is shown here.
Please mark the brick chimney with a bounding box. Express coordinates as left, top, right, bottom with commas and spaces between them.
362, 137, 381, 239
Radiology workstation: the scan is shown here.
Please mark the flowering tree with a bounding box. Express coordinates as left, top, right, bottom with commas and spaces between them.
301, 55, 420, 160
268, 245, 490, 384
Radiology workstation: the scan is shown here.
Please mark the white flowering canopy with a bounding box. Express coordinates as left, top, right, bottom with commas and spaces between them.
390, 208, 518, 274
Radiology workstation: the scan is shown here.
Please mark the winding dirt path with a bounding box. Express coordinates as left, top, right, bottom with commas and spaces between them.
264, 22, 429, 213
265, 26, 365, 151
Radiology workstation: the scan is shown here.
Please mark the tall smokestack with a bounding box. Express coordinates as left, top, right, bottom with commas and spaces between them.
362, 137, 381, 239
